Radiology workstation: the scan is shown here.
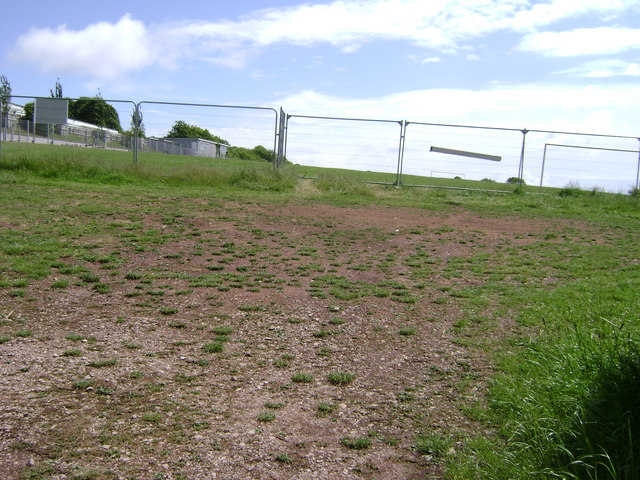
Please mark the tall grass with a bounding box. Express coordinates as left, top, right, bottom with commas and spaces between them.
452, 274, 640, 479
0, 145, 298, 191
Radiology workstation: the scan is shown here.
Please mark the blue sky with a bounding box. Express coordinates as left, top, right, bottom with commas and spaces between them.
2, 0, 640, 190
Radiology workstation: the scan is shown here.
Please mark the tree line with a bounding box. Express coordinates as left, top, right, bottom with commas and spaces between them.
20, 79, 125, 133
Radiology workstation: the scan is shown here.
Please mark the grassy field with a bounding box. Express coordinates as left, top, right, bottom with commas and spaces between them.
0, 142, 639, 479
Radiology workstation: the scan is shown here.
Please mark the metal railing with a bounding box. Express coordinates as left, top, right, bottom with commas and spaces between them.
1, 97, 639, 192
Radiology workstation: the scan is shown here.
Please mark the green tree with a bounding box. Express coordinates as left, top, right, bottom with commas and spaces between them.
253, 145, 275, 162
227, 145, 278, 163
69, 94, 122, 132
0, 75, 11, 123
50, 78, 63, 98
506, 177, 525, 185
166, 120, 229, 145
124, 107, 146, 138
21, 102, 34, 121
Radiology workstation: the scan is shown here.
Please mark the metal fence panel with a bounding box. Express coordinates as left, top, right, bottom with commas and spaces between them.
525, 130, 639, 192
285, 115, 403, 181
137, 101, 278, 162
1, 95, 638, 193
403, 122, 524, 184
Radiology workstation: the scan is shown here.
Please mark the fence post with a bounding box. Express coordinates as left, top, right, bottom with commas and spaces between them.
518, 129, 528, 184
132, 103, 141, 165
636, 138, 640, 190
395, 120, 407, 187
0, 100, 3, 157
283, 114, 291, 162
540, 143, 549, 187
275, 107, 287, 168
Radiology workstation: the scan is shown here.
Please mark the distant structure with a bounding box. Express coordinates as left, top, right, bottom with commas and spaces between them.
145, 137, 228, 158
2, 103, 228, 159
6, 102, 25, 121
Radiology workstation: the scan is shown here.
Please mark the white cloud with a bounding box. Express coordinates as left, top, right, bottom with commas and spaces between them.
8, 0, 639, 78
9, 14, 154, 80
519, 27, 640, 56
422, 56, 442, 64
509, 0, 636, 31
557, 60, 640, 78
276, 83, 640, 135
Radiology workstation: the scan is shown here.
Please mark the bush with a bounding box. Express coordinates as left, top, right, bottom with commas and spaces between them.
227, 145, 276, 163
559, 181, 583, 196
506, 177, 525, 184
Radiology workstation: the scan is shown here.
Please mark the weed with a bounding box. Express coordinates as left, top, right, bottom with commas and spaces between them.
159, 306, 178, 315
142, 413, 163, 423
88, 359, 117, 368
275, 453, 293, 464
62, 349, 82, 357
174, 373, 197, 384
78, 272, 100, 283
415, 432, 452, 458
66, 333, 85, 341
273, 357, 290, 368
291, 373, 313, 383
398, 327, 417, 336
382, 436, 400, 446
93, 283, 111, 294
74, 379, 94, 390
257, 412, 276, 422
50, 279, 69, 289
312, 330, 332, 338
213, 326, 234, 335
202, 342, 224, 353
327, 371, 355, 385
15, 329, 32, 338
317, 402, 337, 416
397, 391, 415, 402
342, 436, 371, 450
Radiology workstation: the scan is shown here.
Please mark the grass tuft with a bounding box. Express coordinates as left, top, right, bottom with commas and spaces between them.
342, 436, 371, 450
327, 371, 355, 385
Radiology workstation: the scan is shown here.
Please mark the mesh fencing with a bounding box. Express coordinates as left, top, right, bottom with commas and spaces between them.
1, 96, 638, 193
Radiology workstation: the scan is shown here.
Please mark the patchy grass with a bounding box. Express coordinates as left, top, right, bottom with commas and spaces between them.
1, 143, 639, 479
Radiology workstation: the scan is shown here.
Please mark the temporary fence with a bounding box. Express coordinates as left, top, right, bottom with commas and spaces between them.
2, 117, 128, 148
1, 97, 639, 192
283, 113, 640, 192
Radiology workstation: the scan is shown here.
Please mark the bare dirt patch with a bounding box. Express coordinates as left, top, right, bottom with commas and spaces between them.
0, 201, 559, 479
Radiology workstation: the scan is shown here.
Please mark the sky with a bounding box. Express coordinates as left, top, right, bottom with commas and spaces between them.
2, 0, 640, 190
